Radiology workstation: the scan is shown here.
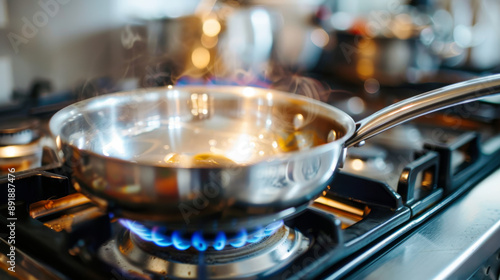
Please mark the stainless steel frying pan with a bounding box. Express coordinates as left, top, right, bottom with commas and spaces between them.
49, 75, 500, 231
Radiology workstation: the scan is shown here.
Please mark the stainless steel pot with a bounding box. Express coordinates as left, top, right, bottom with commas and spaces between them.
49, 74, 500, 231
142, 1, 327, 85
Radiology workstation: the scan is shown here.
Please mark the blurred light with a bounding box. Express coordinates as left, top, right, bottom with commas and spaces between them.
358, 38, 376, 56
122, 185, 141, 194
102, 134, 126, 157
392, 14, 413, 40
347, 97, 366, 115
191, 93, 199, 116
420, 27, 435, 46
432, 9, 454, 34
311, 28, 329, 48
431, 41, 445, 54
453, 25, 473, 48
103, 98, 119, 106
56, 136, 61, 149
328, 130, 337, 142
191, 47, 210, 69
400, 171, 409, 181
224, 134, 255, 164
203, 18, 221, 37
250, 9, 273, 63
415, 53, 435, 71
167, 90, 179, 98
330, 12, 353, 31
116, 0, 199, 19
448, 42, 464, 57
163, 153, 176, 163
168, 116, 181, 129
351, 159, 365, 171
243, 87, 256, 97
356, 58, 374, 78
201, 34, 218, 48
3, 147, 16, 157
374, 158, 388, 171
190, 93, 209, 117
364, 78, 380, 94
293, 114, 305, 129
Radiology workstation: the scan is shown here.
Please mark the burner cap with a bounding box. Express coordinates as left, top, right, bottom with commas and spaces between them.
0, 118, 40, 146
103, 222, 310, 279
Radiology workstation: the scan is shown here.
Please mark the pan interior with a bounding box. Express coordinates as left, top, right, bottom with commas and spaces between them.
51, 86, 353, 167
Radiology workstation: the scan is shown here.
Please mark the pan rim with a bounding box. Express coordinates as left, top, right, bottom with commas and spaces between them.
49, 85, 357, 169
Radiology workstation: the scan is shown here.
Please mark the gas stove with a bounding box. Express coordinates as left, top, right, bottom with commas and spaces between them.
1, 85, 500, 280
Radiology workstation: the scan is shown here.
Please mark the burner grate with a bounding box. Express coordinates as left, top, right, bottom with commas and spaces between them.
119, 219, 284, 251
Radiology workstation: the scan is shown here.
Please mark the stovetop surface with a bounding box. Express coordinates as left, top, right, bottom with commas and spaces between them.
348, 168, 500, 280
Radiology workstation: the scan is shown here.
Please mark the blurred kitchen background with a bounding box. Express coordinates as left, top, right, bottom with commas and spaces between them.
0, 0, 500, 114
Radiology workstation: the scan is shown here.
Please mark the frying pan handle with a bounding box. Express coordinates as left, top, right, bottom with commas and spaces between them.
344, 74, 500, 148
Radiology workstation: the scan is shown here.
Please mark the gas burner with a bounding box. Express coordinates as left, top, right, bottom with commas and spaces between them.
100, 222, 310, 279
119, 219, 285, 251
0, 117, 43, 174
0, 117, 40, 146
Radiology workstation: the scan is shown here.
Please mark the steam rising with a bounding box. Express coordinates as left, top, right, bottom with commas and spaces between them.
121, 25, 143, 50
75, 2, 336, 133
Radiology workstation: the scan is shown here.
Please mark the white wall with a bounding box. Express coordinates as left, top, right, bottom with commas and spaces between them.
2, 0, 120, 93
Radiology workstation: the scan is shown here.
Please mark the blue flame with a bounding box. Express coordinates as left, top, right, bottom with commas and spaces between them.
151, 227, 172, 247
213, 232, 226, 251
191, 231, 208, 251
247, 227, 264, 243
264, 220, 284, 235
119, 219, 283, 251
120, 219, 154, 241
229, 230, 248, 248
172, 231, 191, 251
